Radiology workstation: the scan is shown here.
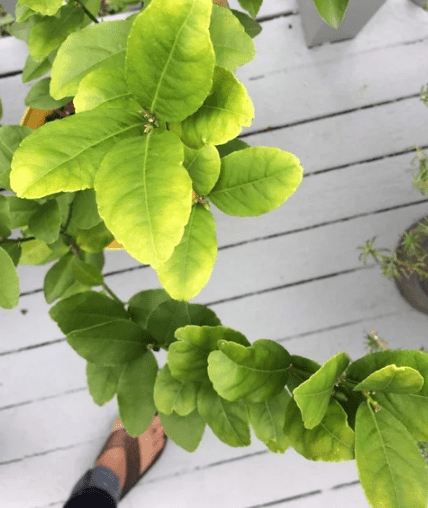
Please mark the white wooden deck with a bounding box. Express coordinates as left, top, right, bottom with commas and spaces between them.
1, 1, 428, 507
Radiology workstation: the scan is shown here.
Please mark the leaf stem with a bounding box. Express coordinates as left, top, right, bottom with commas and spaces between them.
74, 1, 100, 23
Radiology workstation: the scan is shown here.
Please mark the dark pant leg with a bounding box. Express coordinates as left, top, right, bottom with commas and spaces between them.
64, 466, 122, 508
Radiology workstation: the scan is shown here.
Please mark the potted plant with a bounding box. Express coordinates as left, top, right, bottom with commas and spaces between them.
1, 1, 428, 507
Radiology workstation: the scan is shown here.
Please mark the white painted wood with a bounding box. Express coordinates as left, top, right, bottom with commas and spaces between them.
1, 1, 428, 507
410, 0, 426, 7
297, 0, 388, 48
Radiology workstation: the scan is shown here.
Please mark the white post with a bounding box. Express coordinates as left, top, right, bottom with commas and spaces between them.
297, 0, 388, 48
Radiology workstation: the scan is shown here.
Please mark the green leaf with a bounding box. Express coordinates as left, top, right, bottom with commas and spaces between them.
156, 203, 217, 301
43, 251, 78, 303
197, 381, 251, 447
49, 290, 128, 335
94, 130, 192, 269
3, 195, 38, 229
25, 78, 72, 110
246, 388, 292, 453
19, 236, 68, 265
346, 350, 428, 397
210, 6, 255, 72
117, 350, 158, 437
373, 391, 428, 442
208, 339, 291, 403
158, 409, 206, 452
50, 18, 134, 100
15, 4, 37, 23
27, 199, 62, 244
19, 0, 64, 16
72, 258, 104, 287
7, 12, 42, 43
230, 8, 262, 38
0, 126, 33, 192
355, 401, 428, 508
287, 355, 322, 393
208, 146, 304, 216
168, 325, 250, 383
28, 2, 85, 62
10, 109, 146, 199
154, 363, 199, 416
178, 66, 254, 149
67, 319, 151, 366
22, 50, 56, 83
74, 220, 115, 253
126, 289, 172, 329
293, 352, 350, 429
283, 397, 355, 462
182, 144, 220, 196
66, 189, 103, 234
125, 0, 215, 122
74, 67, 142, 114
146, 300, 221, 348
0, 194, 12, 238
0, 247, 20, 309
237, 0, 262, 18
312, 0, 349, 29
216, 138, 249, 160
0, 98, 2, 123
353, 364, 424, 394
0, 243, 22, 267
86, 362, 126, 406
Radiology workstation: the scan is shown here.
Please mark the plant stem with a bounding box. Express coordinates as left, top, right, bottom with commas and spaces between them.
74, 1, 99, 23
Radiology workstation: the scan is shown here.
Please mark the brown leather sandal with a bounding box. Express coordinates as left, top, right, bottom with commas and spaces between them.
95, 412, 168, 501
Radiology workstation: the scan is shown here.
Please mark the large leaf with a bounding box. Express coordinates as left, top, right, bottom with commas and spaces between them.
346, 350, 428, 397
10, 109, 146, 199
86, 362, 127, 407
19, 0, 64, 16
117, 350, 159, 437
293, 352, 350, 429
0, 247, 20, 309
156, 203, 217, 301
168, 325, 250, 383
126, 288, 172, 329
207, 339, 291, 403
353, 364, 424, 394
209, 5, 255, 72
74, 221, 115, 253
43, 251, 77, 303
49, 290, 128, 335
66, 189, 103, 234
146, 300, 221, 348
50, 19, 134, 100
0, 126, 33, 191
178, 66, 254, 149
22, 50, 56, 83
0, 194, 12, 238
208, 147, 304, 216
197, 381, 251, 447
374, 391, 428, 442
246, 388, 292, 453
182, 144, 220, 196
28, 2, 85, 62
94, 129, 192, 269
230, 9, 262, 38
25, 78, 72, 110
355, 401, 428, 508
283, 397, 355, 462
312, 0, 349, 29
154, 363, 199, 416
158, 409, 206, 452
73, 67, 142, 114
27, 199, 62, 244
125, 0, 215, 122
66, 319, 152, 366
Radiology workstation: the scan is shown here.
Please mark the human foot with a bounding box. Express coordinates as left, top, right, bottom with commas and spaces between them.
94, 415, 166, 491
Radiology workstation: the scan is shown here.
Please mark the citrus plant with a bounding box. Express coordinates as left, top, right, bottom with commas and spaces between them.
0, 1, 427, 507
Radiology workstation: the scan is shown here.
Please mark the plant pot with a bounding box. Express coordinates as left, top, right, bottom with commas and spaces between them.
393, 215, 428, 315
20, 105, 124, 250
296, 0, 388, 48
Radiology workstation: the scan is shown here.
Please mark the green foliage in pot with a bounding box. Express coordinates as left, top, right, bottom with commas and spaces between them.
0, 1, 428, 507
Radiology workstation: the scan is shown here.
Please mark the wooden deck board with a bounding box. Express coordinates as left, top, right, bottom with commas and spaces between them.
1, 1, 428, 507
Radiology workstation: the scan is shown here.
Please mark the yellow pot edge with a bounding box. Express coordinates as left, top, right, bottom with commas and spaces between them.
20, 108, 124, 250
